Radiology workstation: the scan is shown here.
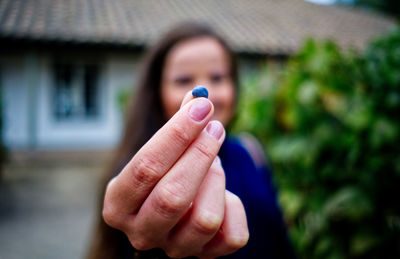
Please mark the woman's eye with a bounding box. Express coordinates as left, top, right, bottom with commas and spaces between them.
174, 76, 193, 86
210, 73, 226, 84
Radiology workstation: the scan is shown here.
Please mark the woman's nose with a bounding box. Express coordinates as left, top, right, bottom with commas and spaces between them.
196, 79, 211, 87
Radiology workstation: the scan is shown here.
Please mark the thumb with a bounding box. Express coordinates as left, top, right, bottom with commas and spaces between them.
180, 90, 194, 109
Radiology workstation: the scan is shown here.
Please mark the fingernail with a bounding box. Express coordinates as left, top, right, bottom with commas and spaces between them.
189, 98, 212, 122
206, 120, 224, 140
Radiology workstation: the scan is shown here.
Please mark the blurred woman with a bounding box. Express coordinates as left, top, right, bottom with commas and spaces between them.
88, 22, 294, 259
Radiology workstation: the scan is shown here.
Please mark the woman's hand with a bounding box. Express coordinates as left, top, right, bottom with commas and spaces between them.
102, 93, 249, 258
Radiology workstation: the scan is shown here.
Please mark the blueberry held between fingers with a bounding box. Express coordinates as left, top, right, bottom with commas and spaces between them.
192, 85, 208, 98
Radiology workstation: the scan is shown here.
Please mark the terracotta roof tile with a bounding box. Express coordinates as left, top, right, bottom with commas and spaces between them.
0, 0, 396, 55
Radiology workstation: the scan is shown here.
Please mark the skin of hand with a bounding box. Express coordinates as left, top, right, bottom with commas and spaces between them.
102, 91, 249, 258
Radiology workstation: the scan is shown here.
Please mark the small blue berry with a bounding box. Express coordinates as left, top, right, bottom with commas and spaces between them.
192, 85, 208, 98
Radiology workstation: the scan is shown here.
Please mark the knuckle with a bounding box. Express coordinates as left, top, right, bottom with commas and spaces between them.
194, 142, 215, 161
130, 237, 154, 251
164, 247, 187, 259
102, 183, 124, 229
192, 212, 222, 236
102, 202, 124, 230
225, 232, 249, 251
132, 157, 161, 186
169, 122, 191, 147
152, 184, 188, 218
210, 164, 225, 178
226, 190, 243, 205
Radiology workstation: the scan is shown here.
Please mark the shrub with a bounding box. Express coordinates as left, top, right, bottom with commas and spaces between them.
233, 28, 400, 258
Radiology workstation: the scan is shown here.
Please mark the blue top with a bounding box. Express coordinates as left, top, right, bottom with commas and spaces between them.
219, 136, 295, 259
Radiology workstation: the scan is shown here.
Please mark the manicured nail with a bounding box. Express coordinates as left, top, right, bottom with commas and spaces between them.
189, 98, 212, 122
206, 120, 224, 140
192, 85, 209, 98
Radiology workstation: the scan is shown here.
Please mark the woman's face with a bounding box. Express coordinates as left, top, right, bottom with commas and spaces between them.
161, 37, 235, 126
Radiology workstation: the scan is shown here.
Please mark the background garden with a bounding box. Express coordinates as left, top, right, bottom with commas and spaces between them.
232, 26, 400, 258
1, 1, 398, 258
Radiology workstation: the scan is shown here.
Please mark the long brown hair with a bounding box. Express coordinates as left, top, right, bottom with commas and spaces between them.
87, 22, 239, 259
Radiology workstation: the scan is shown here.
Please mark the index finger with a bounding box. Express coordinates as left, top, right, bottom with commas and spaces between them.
107, 96, 214, 215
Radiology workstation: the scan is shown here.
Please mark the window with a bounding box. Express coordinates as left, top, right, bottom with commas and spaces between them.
53, 63, 100, 120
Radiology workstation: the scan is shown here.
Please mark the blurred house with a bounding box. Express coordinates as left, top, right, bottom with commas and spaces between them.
0, 0, 395, 150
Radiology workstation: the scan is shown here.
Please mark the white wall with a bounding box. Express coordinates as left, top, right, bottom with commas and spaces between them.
1, 50, 142, 150
1, 55, 30, 148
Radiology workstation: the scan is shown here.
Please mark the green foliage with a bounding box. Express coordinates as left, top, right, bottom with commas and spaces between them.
233, 28, 400, 258
117, 88, 133, 114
